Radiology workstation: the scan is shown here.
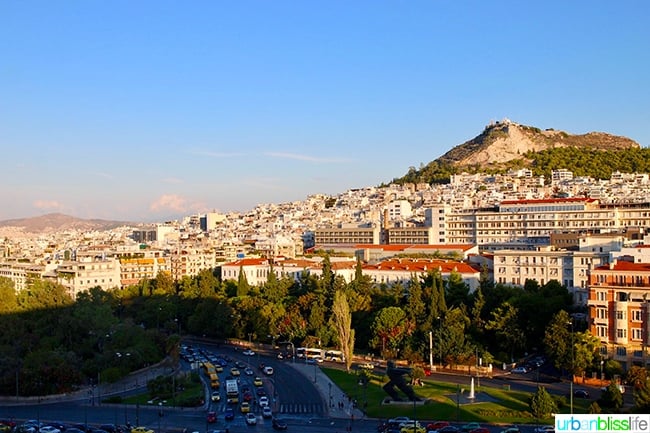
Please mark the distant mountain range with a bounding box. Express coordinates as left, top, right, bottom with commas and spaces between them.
0, 213, 131, 235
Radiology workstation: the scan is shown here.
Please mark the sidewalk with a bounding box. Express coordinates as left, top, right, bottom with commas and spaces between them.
288, 362, 366, 421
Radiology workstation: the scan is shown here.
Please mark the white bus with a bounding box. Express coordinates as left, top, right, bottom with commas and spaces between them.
324, 349, 345, 363
296, 347, 323, 361
225, 379, 239, 404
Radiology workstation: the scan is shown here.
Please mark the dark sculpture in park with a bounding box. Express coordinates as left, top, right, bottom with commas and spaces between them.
382, 360, 419, 401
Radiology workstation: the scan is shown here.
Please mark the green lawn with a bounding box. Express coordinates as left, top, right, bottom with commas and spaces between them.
323, 368, 590, 425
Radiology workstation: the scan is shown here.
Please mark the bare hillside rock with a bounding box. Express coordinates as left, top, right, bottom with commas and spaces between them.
438, 119, 640, 167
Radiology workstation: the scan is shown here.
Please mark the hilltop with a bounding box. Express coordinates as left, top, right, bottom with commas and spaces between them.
0, 213, 131, 235
394, 119, 646, 185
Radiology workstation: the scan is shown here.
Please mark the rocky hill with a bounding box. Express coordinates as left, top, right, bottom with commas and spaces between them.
0, 213, 131, 235
392, 119, 646, 185
437, 119, 640, 167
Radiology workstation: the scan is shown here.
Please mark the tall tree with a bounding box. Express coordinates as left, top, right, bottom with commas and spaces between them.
371, 306, 413, 359
485, 302, 526, 362
332, 290, 355, 372
237, 266, 250, 296
543, 310, 573, 373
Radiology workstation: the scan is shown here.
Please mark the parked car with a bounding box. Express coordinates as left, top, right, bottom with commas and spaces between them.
499, 427, 521, 433
533, 426, 554, 433
245, 413, 257, 426
461, 423, 481, 433
131, 428, 154, 433
437, 427, 460, 433
469, 428, 490, 433
573, 389, 590, 399
388, 417, 411, 427
272, 418, 288, 430
427, 421, 449, 431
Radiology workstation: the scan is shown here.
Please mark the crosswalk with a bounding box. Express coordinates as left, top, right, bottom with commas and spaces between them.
214, 403, 325, 416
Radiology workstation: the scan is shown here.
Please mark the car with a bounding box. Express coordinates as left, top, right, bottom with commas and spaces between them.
254, 377, 263, 386
240, 401, 251, 413
461, 423, 481, 433
215, 365, 224, 373
263, 406, 273, 418
243, 349, 255, 356
437, 427, 460, 433
400, 425, 425, 433
243, 391, 253, 402
230, 367, 240, 376
573, 389, 590, 399
427, 421, 449, 431
245, 413, 257, 426
206, 412, 217, 424
131, 428, 154, 433
40, 427, 61, 433
469, 429, 490, 433
511, 366, 528, 374
224, 408, 235, 421
500, 427, 521, 433
211, 391, 221, 402
359, 362, 375, 370
257, 387, 266, 396
263, 366, 274, 375
259, 395, 270, 406
99, 425, 123, 433
533, 426, 554, 433
245, 367, 254, 376
388, 417, 411, 427
272, 418, 288, 430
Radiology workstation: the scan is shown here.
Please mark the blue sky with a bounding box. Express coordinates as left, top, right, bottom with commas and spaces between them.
1, 1, 648, 222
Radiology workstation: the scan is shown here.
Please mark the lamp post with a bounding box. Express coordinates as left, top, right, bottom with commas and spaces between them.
437, 316, 442, 368
600, 359, 605, 384
568, 320, 575, 414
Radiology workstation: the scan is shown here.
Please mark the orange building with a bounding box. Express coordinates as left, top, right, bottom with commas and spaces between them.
588, 260, 650, 370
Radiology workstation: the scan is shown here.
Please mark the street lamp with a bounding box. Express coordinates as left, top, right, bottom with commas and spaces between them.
437, 316, 442, 368
568, 320, 575, 414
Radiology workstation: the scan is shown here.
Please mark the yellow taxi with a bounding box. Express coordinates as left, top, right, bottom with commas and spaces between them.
253, 376, 263, 387
240, 401, 250, 413
230, 367, 240, 376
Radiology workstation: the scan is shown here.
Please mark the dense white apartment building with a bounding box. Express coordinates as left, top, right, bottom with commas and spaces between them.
55, 255, 121, 298
492, 248, 609, 305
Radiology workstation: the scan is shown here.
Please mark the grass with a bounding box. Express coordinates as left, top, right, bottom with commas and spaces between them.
323, 367, 592, 426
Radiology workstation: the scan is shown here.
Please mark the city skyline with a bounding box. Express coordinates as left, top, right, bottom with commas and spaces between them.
2, 1, 649, 222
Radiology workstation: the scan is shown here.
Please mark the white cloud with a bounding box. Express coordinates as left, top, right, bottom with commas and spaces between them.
33, 200, 65, 211
149, 194, 188, 213
264, 152, 351, 163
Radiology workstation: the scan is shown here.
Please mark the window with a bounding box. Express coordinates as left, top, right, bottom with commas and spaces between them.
616, 329, 627, 339
632, 310, 643, 322
597, 291, 607, 301
632, 328, 643, 340
616, 347, 627, 356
